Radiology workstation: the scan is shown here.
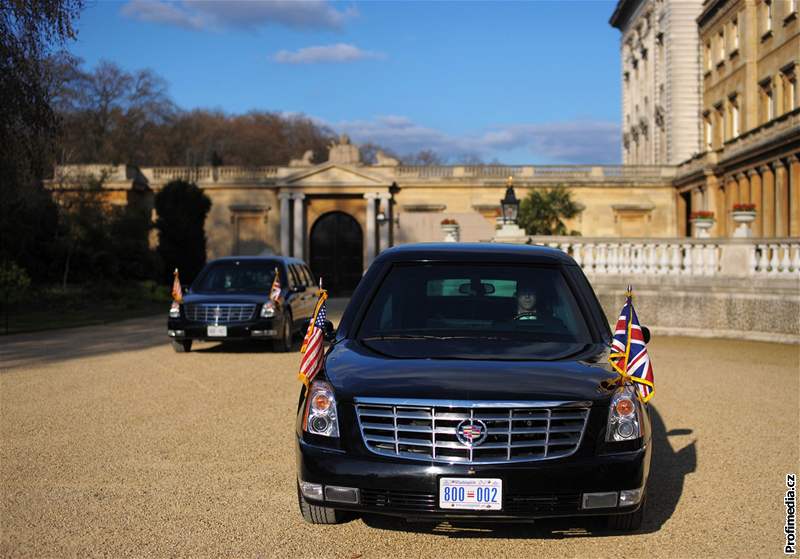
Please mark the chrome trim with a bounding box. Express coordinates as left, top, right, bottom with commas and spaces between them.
353, 397, 592, 409
354, 398, 592, 465
184, 303, 256, 324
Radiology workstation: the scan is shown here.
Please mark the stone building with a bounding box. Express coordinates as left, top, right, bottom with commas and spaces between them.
672, 0, 799, 238
610, 0, 704, 165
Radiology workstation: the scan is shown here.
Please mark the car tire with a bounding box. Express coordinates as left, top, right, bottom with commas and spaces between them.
606, 492, 646, 531
272, 312, 292, 352
297, 484, 345, 524
171, 340, 192, 353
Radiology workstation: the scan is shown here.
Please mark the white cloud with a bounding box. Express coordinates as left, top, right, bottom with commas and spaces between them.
120, 0, 356, 31
320, 115, 620, 163
272, 43, 384, 64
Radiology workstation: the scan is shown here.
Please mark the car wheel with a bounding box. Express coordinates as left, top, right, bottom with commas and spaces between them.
171, 340, 192, 353
606, 492, 646, 531
297, 484, 344, 524
272, 312, 292, 352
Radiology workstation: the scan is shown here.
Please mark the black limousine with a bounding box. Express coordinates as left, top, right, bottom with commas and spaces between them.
295, 243, 651, 530
167, 256, 319, 352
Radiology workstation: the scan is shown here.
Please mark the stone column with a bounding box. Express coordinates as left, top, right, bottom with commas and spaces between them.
377, 192, 392, 253
761, 164, 776, 238
363, 193, 378, 268
737, 172, 750, 205
747, 169, 763, 237
278, 191, 292, 256
790, 155, 800, 237
725, 176, 738, 236
292, 192, 305, 258
706, 173, 723, 237
774, 160, 789, 237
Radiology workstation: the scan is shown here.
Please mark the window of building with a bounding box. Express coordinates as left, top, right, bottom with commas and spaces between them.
762, 0, 773, 35
729, 95, 740, 138
703, 113, 713, 151
731, 16, 739, 52
705, 42, 712, 71
718, 30, 725, 61
789, 0, 798, 16
714, 103, 725, 144
760, 78, 775, 122
782, 66, 797, 112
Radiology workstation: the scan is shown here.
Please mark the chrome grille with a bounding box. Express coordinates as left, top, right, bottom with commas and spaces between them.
354, 398, 591, 464
184, 303, 256, 324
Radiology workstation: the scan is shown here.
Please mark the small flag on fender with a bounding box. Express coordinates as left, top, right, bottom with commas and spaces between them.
171, 268, 183, 303
269, 267, 281, 303
608, 285, 655, 402
298, 282, 328, 386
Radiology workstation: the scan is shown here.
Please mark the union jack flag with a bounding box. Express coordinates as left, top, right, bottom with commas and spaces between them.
269, 267, 281, 303
298, 289, 328, 386
171, 268, 183, 303
609, 286, 655, 403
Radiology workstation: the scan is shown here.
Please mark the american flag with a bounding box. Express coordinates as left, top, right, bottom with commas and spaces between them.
609, 286, 655, 402
269, 268, 281, 302
298, 290, 328, 386
171, 268, 183, 303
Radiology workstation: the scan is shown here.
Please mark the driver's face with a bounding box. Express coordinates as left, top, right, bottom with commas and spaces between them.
517, 290, 537, 311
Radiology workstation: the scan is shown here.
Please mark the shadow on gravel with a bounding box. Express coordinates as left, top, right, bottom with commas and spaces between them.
360, 405, 696, 539
0, 315, 166, 370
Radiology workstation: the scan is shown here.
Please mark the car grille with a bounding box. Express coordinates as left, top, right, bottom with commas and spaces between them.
359, 488, 581, 515
184, 303, 256, 324
354, 399, 591, 464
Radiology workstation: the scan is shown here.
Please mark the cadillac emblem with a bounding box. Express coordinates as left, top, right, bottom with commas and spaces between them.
212, 305, 221, 322
456, 419, 488, 447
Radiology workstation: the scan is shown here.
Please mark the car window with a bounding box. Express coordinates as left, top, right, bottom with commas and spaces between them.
192, 260, 285, 294
302, 266, 316, 287
288, 265, 301, 287
358, 263, 591, 344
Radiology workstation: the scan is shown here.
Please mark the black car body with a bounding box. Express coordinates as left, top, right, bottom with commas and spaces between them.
167, 256, 319, 352
295, 243, 652, 530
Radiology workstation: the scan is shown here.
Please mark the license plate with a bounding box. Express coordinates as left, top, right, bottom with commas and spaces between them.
207, 325, 227, 337
439, 478, 502, 510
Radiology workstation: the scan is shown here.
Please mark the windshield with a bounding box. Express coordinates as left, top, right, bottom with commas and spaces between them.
192, 260, 284, 294
357, 263, 593, 350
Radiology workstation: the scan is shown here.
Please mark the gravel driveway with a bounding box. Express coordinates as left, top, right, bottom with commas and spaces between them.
1, 307, 798, 558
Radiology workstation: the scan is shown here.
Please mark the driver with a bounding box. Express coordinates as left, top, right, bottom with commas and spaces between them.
515, 282, 538, 320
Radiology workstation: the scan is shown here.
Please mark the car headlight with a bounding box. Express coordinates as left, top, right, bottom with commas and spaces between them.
303, 380, 339, 438
169, 302, 181, 318
606, 385, 641, 442
260, 301, 276, 318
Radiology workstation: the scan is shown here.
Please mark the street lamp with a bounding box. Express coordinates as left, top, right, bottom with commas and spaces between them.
500, 176, 519, 224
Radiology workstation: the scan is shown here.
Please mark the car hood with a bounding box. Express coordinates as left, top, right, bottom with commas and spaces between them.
182, 293, 268, 305
324, 339, 619, 403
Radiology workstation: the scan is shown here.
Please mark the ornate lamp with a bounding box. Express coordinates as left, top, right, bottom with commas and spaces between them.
500, 176, 520, 224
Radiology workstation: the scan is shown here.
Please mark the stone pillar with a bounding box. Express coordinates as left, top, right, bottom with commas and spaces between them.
278, 191, 292, 256
725, 176, 738, 235
292, 192, 305, 258
363, 193, 378, 268
737, 172, 750, 205
761, 164, 776, 238
747, 169, 763, 237
790, 155, 800, 237
377, 192, 391, 253
676, 191, 687, 237
706, 174, 723, 237
774, 160, 789, 238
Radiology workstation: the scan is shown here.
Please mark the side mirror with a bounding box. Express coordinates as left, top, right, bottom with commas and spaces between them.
641, 326, 651, 344
323, 320, 336, 342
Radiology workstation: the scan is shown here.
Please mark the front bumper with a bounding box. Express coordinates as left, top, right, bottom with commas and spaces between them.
296, 436, 650, 520
167, 317, 282, 341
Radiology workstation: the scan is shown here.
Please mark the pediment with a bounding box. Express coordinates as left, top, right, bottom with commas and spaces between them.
281, 164, 387, 187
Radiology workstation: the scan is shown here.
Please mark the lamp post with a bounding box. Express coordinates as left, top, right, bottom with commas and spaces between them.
500, 176, 520, 225
493, 176, 527, 243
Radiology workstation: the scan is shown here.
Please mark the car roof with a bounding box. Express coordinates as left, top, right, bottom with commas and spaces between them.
373, 242, 576, 266
207, 255, 305, 266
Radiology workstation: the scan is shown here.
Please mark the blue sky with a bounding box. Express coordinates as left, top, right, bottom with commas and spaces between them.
69, 0, 623, 164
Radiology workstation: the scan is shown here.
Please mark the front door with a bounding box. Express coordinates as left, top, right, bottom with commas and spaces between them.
309, 212, 363, 296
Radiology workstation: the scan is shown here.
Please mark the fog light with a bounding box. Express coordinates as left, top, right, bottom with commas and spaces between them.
324, 486, 359, 504
251, 330, 277, 337
617, 419, 635, 438
167, 330, 185, 337
299, 481, 323, 501
619, 488, 643, 506
310, 415, 330, 433
582, 492, 618, 509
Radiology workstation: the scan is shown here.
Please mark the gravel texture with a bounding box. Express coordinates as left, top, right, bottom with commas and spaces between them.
1, 306, 798, 558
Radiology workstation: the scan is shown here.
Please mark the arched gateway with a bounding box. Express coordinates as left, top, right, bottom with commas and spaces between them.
309, 211, 363, 296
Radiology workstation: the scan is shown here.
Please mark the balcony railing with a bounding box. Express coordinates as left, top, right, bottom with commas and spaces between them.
527, 236, 800, 278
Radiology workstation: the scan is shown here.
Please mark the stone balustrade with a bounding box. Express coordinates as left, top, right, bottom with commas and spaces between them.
527, 236, 800, 278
